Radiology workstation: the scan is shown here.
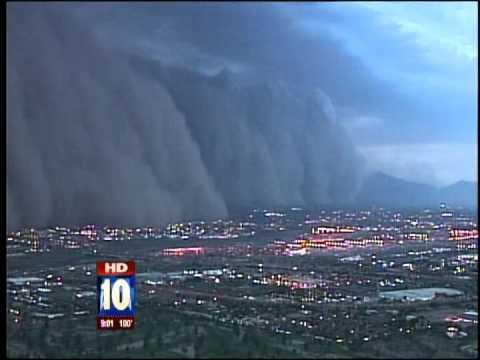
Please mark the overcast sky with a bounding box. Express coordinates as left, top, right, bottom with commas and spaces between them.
71, 1, 477, 187
312, 2, 477, 186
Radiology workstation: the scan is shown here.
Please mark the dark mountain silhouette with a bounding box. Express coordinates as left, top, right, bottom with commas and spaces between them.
356, 172, 477, 208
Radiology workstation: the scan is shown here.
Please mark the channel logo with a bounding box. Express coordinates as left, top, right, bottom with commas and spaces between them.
97, 261, 136, 330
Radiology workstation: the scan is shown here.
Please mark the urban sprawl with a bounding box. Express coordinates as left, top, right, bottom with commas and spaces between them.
6, 203, 478, 358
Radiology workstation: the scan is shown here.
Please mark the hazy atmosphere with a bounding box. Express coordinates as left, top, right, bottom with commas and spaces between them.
5, 4, 479, 358
7, 2, 477, 231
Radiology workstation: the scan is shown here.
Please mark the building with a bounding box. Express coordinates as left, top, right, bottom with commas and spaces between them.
403, 231, 430, 241
285, 247, 309, 256
25, 229, 40, 253
295, 233, 348, 249
449, 228, 478, 241
267, 275, 321, 289
162, 247, 205, 256
379, 288, 463, 302
346, 238, 384, 247
445, 311, 478, 324
311, 226, 355, 235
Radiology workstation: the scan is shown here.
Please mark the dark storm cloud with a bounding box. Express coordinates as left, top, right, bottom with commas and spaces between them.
7, 3, 365, 232
79, 2, 434, 145
78, 2, 409, 116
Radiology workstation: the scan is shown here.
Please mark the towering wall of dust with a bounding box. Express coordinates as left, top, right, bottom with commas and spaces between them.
139, 64, 364, 210
7, 5, 364, 232
7, 6, 228, 231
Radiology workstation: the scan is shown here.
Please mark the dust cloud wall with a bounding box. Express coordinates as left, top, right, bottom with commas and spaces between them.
6, 4, 364, 231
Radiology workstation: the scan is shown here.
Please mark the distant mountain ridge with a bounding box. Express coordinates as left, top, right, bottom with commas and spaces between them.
356, 172, 477, 208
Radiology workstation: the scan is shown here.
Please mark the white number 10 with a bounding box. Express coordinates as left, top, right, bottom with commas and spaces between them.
100, 278, 131, 311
